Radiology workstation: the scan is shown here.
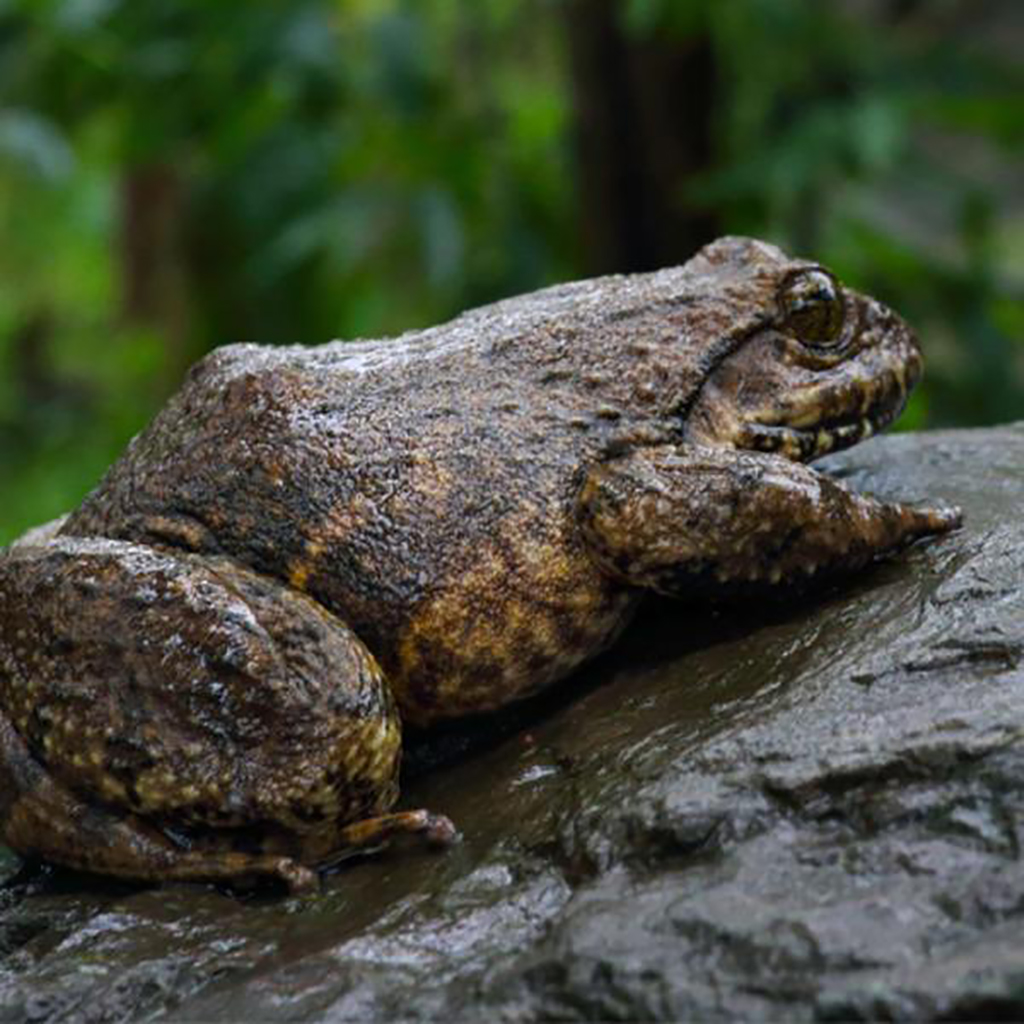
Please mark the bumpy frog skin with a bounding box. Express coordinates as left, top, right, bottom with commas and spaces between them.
0, 238, 959, 891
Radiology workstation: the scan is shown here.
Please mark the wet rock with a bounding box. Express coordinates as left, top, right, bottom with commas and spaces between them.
1, 424, 1022, 1022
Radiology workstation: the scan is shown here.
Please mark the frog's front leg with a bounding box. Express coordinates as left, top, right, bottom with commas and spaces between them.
577, 445, 960, 597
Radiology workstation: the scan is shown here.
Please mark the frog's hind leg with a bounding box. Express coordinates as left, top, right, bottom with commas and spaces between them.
0, 708, 455, 892
0, 709, 453, 891
0, 536, 455, 892
0, 712, 319, 893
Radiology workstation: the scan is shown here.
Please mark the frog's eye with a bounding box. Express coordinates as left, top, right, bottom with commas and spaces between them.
779, 270, 845, 346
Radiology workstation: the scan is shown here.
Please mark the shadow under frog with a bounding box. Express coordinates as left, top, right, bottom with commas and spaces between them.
0, 237, 959, 892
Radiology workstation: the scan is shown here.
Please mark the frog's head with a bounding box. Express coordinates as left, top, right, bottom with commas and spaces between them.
681, 237, 922, 462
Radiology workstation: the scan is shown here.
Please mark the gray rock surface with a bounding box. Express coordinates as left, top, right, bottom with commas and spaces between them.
0, 424, 1022, 1022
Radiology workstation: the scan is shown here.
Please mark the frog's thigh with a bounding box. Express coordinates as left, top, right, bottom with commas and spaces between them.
577, 444, 959, 596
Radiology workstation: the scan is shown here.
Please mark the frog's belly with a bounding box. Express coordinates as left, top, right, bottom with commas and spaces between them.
382, 548, 638, 726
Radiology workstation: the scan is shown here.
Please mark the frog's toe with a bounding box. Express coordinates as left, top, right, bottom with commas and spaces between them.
421, 810, 460, 846
273, 858, 320, 894
889, 500, 963, 541
926, 504, 963, 533
323, 807, 459, 867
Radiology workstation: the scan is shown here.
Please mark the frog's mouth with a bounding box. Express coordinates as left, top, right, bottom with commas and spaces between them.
737, 378, 912, 462
683, 350, 920, 464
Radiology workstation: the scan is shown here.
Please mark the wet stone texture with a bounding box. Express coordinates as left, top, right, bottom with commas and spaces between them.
1, 424, 1023, 1022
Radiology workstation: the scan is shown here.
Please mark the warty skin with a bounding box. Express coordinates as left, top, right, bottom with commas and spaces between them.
0, 237, 959, 890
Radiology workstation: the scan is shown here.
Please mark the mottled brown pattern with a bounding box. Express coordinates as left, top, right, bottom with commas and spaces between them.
0, 237, 958, 890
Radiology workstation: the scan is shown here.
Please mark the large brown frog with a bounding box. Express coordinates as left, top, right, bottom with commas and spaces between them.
0, 237, 959, 891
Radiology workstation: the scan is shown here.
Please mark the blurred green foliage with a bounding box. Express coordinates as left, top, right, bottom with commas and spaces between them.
0, 0, 1021, 542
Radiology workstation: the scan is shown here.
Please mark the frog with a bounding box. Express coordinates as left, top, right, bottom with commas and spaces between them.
0, 237, 960, 892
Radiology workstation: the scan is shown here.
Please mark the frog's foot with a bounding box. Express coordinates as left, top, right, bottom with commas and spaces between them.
578, 444, 962, 597
334, 808, 459, 855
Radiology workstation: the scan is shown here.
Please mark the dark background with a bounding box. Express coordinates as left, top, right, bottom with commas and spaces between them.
0, 0, 1021, 542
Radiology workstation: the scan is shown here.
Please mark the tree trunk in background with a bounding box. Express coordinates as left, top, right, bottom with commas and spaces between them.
563, 0, 719, 274
118, 163, 193, 374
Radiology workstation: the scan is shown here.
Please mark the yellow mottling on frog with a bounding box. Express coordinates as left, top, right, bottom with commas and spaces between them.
289, 538, 326, 591
99, 776, 128, 802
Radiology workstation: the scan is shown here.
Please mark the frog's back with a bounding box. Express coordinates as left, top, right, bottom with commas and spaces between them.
63, 257, 730, 572
61, 256, 761, 720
